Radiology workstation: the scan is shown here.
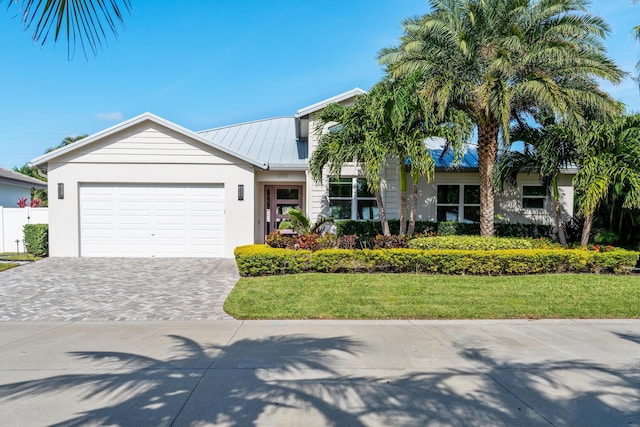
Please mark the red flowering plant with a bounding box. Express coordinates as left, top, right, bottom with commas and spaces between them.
16, 197, 43, 208
586, 244, 615, 252
16, 197, 28, 208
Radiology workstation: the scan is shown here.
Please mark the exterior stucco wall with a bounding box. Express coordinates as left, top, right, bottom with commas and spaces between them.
412, 171, 574, 225
46, 123, 255, 258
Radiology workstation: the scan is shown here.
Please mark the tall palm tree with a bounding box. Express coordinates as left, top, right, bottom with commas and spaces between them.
310, 77, 469, 237
310, 94, 393, 236
3, 0, 130, 58
380, 0, 624, 237
381, 72, 471, 235
494, 112, 578, 246
369, 75, 439, 236
573, 113, 640, 247
634, 0, 640, 79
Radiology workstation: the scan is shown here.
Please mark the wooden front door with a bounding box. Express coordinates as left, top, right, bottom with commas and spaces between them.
264, 185, 303, 236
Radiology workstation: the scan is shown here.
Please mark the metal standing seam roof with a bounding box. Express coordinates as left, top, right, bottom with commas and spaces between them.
425, 137, 480, 170
197, 117, 308, 170
0, 166, 48, 188
197, 125, 483, 171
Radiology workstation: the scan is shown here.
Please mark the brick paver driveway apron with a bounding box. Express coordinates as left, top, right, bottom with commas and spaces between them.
0, 258, 239, 321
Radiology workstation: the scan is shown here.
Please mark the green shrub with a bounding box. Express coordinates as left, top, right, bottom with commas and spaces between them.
437, 221, 480, 236
408, 235, 559, 251
593, 230, 619, 245
234, 245, 311, 276
495, 223, 553, 238
309, 249, 374, 273
336, 219, 553, 241
23, 224, 48, 256
234, 244, 638, 276
335, 220, 437, 246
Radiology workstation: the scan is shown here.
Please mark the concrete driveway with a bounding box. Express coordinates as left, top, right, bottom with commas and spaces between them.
0, 258, 239, 321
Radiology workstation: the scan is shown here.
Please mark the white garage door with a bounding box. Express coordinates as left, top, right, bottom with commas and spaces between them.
80, 184, 225, 257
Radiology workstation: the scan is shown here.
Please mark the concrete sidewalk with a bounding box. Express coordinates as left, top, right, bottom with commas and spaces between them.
1, 319, 639, 426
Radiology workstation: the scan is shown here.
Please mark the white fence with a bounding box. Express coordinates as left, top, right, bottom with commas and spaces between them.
0, 207, 48, 253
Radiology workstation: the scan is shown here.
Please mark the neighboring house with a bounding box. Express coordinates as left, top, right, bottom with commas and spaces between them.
30, 89, 576, 258
0, 167, 47, 207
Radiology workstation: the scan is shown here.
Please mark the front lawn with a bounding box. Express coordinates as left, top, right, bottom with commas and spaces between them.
0, 263, 20, 272
224, 273, 640, 319
0, 253, 41, 262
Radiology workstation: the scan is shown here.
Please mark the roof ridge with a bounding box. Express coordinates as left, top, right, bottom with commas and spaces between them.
197, 116, 294, 134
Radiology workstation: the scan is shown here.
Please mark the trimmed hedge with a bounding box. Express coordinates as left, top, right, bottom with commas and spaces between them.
335, 220, 553, 244
23, 224, 48, 256
234, 245, 311, 276
408, 236, 559, 251
234, 245, 639, 277
335, 220, 437, 246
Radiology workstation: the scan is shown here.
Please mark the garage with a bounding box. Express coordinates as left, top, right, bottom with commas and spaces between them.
29, 113, 257, 258
80, 184, 225, 257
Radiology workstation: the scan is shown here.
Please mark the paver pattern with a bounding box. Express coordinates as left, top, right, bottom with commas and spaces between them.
0, 258, 239, 321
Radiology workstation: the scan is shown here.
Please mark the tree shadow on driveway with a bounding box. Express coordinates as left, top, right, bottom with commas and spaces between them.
0, 333, 639, 426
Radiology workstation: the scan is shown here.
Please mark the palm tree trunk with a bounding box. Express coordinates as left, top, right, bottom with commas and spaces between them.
408, 177, 418, 235
399, 160, 407, 236
581, 212, 594, 247
376, 191, 390, 236
477, 121, 500, 237
552, 178, 567, 246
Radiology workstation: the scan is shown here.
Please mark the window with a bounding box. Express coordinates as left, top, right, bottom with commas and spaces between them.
328, 178, 352, 219
436, 184, 480, 222
522, 185, 546, 209
328, 177, 378, 220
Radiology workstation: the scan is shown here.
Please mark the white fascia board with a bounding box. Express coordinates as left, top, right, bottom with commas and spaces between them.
266, 163, 309, 171
295, 88, 367, 118
0, 177, 47, 189
30, 112, 268, 170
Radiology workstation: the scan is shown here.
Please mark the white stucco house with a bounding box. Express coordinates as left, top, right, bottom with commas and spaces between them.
0, 167, 47, 208
30, 89, 576, 258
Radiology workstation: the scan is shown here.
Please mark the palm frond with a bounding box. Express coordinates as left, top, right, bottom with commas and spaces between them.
4, 0, 131, 59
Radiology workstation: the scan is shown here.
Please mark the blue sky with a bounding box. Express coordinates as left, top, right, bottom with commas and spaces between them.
0, 0, 639, 169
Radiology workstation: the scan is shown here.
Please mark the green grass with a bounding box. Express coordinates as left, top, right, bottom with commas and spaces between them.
224, 273, 640, 320
0, 263, 19, 272
0, 253, 41, 261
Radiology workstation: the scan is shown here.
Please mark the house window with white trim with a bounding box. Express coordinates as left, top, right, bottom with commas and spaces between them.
436, 184, 480, 222
328, 177, 378, 220
522, 185, 546, 209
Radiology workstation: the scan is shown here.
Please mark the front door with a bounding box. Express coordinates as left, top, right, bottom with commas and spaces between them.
264, 185, 303, 235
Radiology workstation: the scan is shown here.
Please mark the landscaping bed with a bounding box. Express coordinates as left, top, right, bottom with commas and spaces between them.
234, 244, 638, 276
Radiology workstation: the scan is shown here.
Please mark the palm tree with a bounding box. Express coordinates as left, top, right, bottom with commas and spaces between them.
284, 209, 334, 235
309, 93, 393, 236
634, 1, 640, 79
3, 0, 130, 58
573, 113, 640, 247
45, 135, 88, 153
380, 73, 471, 235
494, 112, 578, 246
380, 0, 624, 237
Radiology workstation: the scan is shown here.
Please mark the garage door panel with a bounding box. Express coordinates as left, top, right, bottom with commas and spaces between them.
80, 184, 225, 257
